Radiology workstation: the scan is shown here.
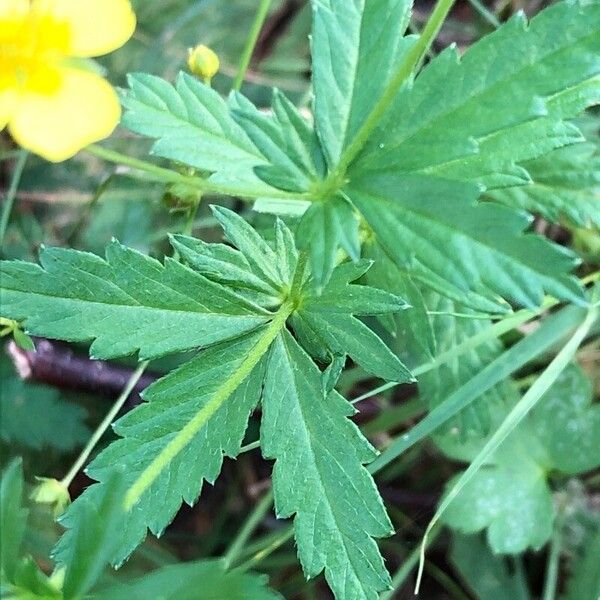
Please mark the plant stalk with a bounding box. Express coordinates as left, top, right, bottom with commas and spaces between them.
223, 490, 274, 569
0, 149, 28, 253
61, 361, 149, 489
233, 0, 273, 91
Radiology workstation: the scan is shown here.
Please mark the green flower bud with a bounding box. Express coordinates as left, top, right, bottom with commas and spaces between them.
31, 477, 70, 517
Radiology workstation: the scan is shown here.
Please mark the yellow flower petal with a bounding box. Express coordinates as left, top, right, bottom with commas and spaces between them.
8, 67, 120, 162
32, 0, 136, 57
0, 0, 29, 18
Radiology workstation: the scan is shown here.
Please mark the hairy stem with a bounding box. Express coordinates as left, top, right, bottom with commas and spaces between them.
124, 302, 294, 510
61, 361, 149, 489
233, 0, 273, 91
0, 149, 28, 254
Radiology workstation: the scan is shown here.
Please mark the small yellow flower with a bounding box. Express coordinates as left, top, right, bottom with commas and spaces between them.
187, 44, 220, 83
0, 0, 136, 162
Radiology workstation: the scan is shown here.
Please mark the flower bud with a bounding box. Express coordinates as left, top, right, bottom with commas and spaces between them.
31, 477, 70, 517
187, 44, 220, 83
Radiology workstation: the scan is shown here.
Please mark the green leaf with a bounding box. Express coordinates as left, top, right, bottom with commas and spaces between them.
54, 330, 267, 566
261, 330, 393, 600
311, 0, 415, 166
231, 90, 325, 192
562, 521, 600, 600
296, 195, 361, 288
297, 260, 413, 381
440, 362, 599, 553
418, 293, 518, 448
0, 459, 28, 583
363, 239, 436, 360
486, 142, 600, 229
0, 355, 89, 452
529, 363, 600, 474
121, 72, 264, 176
0, 241, 270, 360
353, 0, 600, 188
61, 470, 128, 600
442, 456, 554, 554
347, 173, 584, 310
95, 559, 281, 600
451, 534, 531, 600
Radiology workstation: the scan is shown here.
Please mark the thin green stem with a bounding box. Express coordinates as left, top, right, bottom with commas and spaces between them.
380, 526, 442, 600
240, 439, 261, 454
415, 304, 598, 593
233, 0, 273, 91
466, 0, 501, 27
223, 490, 274, 569
542, 506, 566, 600
86, 144, 310, 202
352, 298, 556, 405
330, 0, 456, 180
61, 361, 149, 489
236, 527, 294, 573
124, 302, 294, 510
0, 149, 28, 253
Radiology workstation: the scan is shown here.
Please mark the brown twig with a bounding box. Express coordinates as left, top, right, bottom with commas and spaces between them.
7, 338, 158, 407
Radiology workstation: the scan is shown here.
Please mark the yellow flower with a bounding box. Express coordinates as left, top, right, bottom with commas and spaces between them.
187, 44, 220, 83
0, 0, 136, 162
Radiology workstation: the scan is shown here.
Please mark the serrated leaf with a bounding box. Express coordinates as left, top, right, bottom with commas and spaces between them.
231, 90, 324, 192
363, 239, 436, 360
61, 470, 128, 600
0, 355, 89, 452
0, 241, 270, 360
418, 294, 518, 448
297, 260, 413, 381
95, 559, 282, 600
347, 173, 584, 310
261, 330, 393, 600
54, 331, 267, 566
486, 142, 600, 228
311, 0, 415, 166
353, 0, 600, 188
121, 72, 264, 175
0, 459, 27, 583
296, 195, 361, 288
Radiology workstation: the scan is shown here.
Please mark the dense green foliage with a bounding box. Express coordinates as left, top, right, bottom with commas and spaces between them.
1, 0, 599, 598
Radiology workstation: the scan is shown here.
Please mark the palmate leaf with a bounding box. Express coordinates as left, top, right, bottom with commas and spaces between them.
261, 331, 393, 599
346, 173, 584, 311
441, 363, 600, 553
486, 141, 600, 228
352, 0, 600, 189
1, 211, 409, 600
0, 242, 270, 360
